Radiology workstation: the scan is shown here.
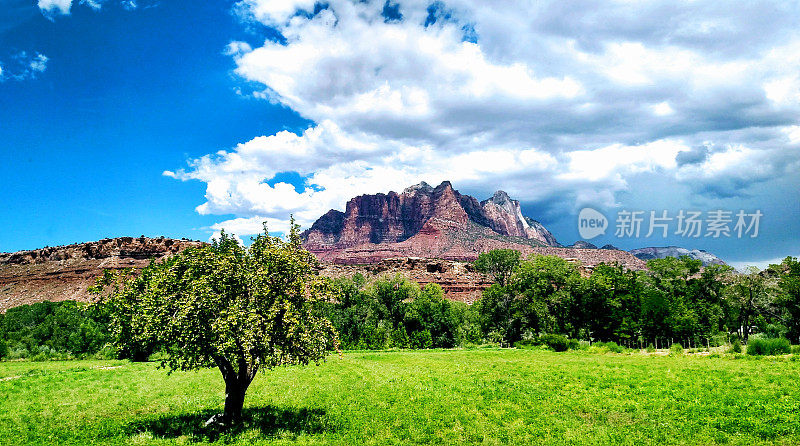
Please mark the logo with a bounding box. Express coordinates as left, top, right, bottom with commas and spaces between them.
578, 208, 608, 240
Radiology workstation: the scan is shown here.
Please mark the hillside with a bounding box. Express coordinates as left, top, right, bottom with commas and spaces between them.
0, 237, 203, 311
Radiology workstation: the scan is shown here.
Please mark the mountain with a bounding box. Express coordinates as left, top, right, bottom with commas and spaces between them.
0, 237, 203, 311
629, 246, 727, 266
568, 241, 598, 249
302, 181, 644, 268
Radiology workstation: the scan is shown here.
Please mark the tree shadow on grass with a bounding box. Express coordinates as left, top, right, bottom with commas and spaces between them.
127, 405, 334, 443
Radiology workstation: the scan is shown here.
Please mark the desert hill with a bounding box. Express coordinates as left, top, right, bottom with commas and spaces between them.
0, 237, 203, 311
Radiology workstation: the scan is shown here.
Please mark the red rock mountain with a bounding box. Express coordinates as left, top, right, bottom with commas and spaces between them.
302, 181, 644, 269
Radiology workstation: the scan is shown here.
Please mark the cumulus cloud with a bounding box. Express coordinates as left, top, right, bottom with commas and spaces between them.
38, 0, 72, 16
170, 0, 800, 238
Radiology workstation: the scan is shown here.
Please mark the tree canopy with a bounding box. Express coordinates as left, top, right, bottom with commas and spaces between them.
91, 221, 339, 425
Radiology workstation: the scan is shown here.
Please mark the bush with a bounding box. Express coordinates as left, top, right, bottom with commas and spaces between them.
410, 330, 433, 349
646, 343, 656, 353
729, 338, 742, 354
539, 334, 570, 352
670, 343, 684, 355
746, 337, 791, 356
792, 345, 800, 355
594, 341, 623, 353
0, 338, 7, 360
514, 339, 538, 349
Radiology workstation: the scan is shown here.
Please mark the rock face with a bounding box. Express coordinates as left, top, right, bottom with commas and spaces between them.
303, 181, 558, 260
568, 241, 598, 249
0, 237, 204, 311
629, 246, 727, 266
302, 181, 645, 269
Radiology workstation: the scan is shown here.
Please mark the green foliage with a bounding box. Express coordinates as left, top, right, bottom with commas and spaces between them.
538, 334, 570, 352
791, 345, 800, 355
593, 341, 623, 353
669, 343, 684, 355
746, 337, 790, 356
646, 343, 656, 353
729, 338, 742, 353
91, 221, 339, 424
473, 249, 522, 286
0, 300, 110, 360
327, 275, 477, 350
773, 257, 800, 343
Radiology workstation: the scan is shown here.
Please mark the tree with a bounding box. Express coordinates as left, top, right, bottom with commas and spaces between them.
772, 257, 800, 343
725, 266, 776, 342
91, 221, 339, 426
473, 249, 522, 286
512, 255, 581, 336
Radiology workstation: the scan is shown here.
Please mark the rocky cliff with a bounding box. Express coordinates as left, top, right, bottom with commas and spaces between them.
629, 246, 727, 266
0, 237, 203, 311
302, 181, 644, 269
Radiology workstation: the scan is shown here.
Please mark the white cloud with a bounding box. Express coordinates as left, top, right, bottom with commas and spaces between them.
171, 0, 800, 237
0, 52, 50, 81
29, 54, 48, 73
38, 0, 72, 16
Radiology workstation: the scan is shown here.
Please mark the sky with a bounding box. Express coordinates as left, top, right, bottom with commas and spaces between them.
1, 0, 799, 268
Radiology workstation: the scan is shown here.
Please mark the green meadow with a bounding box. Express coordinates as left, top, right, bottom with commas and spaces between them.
2, 349, 799, 445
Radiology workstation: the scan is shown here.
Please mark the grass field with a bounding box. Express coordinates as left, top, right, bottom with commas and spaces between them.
1, 349, 799, 445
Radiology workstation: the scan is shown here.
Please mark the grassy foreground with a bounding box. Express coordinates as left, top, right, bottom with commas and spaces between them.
1, 349, 799, 445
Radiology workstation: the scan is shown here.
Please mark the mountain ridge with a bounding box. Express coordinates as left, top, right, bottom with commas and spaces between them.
302, 181, 644, 268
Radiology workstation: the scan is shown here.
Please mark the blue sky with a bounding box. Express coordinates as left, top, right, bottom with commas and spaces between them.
1, 0, 308, 249
2, 0, 799, 268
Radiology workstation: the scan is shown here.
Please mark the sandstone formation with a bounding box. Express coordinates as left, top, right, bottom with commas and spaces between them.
0, 237, 203, 311
302, 181, 645, 270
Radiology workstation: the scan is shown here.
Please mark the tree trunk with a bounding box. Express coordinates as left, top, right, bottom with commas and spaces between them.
223, 379, 248, 424
211, 355, 258, 427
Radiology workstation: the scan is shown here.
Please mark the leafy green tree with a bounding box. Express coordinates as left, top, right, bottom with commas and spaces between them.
512, 255, 581, 336
404, 283, 461, 348
772, 257, 800, 343
473, 249, 522, 286
474, 283, 519, 343
91, 222, 339, 426
0, 300, 109, 358
579, 263, 643, 342
725, 266, 776, 342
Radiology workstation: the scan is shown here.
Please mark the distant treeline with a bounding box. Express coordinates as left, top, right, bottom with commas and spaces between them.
324, 251, 800, 349
1, 250, 798, 360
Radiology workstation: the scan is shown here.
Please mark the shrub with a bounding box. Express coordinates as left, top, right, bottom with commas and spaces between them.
646, 343, 656, 353
8, 345, 30, 360
410, 330, 433, 349
594, 341, 623, 353
746, 337, 791, 356
670, 343, 684, 355
539, 334, 570, 352
792, 345, 800, 355
514, 339, 537, 349
729, 339, 742, 354
709, 333, 728, 347
0, 338, 7, 360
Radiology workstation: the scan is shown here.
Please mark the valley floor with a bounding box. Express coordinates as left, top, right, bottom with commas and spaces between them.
1, 349, 799, 445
